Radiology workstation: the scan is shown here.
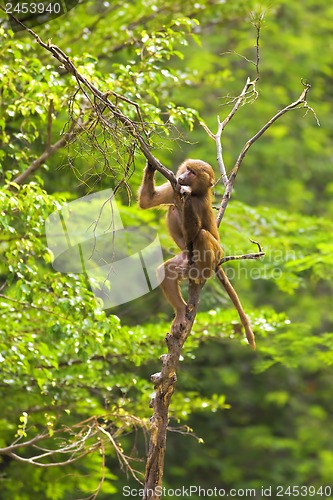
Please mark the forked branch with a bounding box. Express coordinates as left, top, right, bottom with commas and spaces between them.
200, 77, 258, 186
216, 81, 317, 226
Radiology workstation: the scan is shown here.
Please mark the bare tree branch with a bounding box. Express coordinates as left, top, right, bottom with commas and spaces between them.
0, 415, 143, 478
201, 20, 262, 186
12, 122, 76, 186
219, 251, 264, 265
216, 82, 314, 226
6, 448, 91, 467
218, 239, 264, 264
201, 77, 258, 186
249, 10, 264, 79
0, 433, 49, 454
98, 425, 144, 484
0, 6, 177, 189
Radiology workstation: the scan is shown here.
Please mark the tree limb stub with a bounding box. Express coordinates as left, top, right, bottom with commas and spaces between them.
219, 251, 265, 265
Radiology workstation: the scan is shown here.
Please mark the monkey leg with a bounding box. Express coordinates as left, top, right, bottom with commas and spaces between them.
158, 252, 188, 334
190, 230, 222, 281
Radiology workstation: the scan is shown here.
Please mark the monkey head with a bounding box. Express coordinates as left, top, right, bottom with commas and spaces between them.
176, 159, 215, 196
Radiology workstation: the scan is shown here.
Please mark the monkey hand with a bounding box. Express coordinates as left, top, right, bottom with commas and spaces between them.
145, 161, 156, 172
179, 185, 192, 198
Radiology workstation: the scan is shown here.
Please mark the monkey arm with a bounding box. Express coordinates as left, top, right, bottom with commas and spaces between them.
177, 194, 201, 267
138, 162, 175, 209
181, 194, 201, 244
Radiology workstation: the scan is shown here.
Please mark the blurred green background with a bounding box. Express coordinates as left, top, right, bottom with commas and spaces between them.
0, 0, 333, 498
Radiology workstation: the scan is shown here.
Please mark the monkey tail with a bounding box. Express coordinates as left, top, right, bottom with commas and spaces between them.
216, 266, 256, 350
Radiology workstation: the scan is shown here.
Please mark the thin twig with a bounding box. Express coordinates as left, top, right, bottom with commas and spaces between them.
250, 239, 263, 252
219, 252, 264, 265
216, 82, 314, 227
7, 449, 91, 467
202, 18, 264, 188
0, 433, 49, 454
200, 77, 258, 186
0, 6, 177, 188
97, 426, 144, 484
250, 11, 264, 79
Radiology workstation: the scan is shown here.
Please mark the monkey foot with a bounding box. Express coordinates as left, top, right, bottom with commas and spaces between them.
171, 312, 187, 337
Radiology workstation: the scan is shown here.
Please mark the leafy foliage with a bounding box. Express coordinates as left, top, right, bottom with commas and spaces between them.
0, 0, 333, 498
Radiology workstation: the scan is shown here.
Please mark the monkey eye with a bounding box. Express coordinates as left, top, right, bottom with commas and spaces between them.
187, 168, 196, 175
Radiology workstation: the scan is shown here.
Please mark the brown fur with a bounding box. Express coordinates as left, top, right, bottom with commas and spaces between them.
138, 159, 222, 333
138, 159, 256, 349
